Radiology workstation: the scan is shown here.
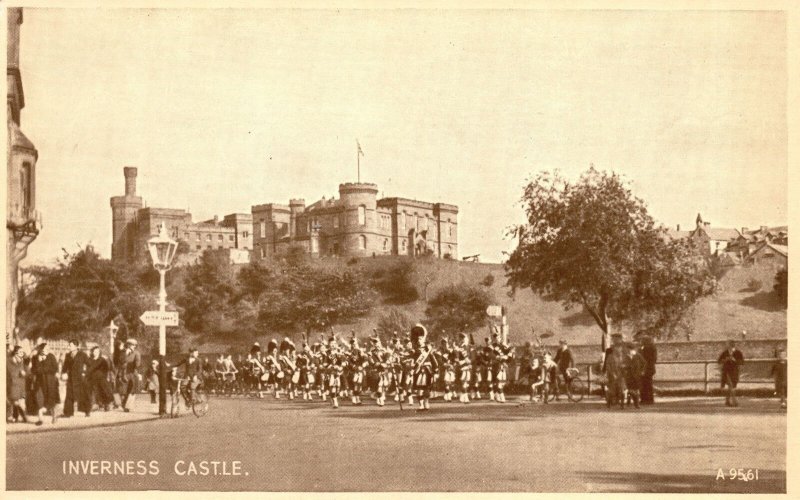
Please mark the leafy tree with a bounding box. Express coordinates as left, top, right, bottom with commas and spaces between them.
774, 267, 788, 308
424, 283, 493, 340
375, 309, 415, 338
175, 250, 236, 335
505, 167, 716, 345
253, 264, 377, 335
17, 247, 151, 342
372, 259, 419, 304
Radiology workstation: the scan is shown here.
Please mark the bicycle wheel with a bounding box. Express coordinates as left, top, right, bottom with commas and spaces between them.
568, 378, 585, 402
192, 387, 209, 417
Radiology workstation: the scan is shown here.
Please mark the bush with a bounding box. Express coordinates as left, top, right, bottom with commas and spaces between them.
372, 260, 419, 304
425, 282, 493, 340
375, 309, 415, 339
747, 278, 762, 292
481, 273, 495, 287
347, 257, 359, 266
443, 253, 453, 260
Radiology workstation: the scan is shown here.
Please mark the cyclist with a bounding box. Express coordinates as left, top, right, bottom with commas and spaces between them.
173, 347, 203, 403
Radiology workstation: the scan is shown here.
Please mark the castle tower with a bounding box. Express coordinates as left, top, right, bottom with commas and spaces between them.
289, 199, 305, 240
110, 167, 143, 261
338, 182, 379, 255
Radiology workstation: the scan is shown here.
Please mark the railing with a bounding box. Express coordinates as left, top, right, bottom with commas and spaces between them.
581, 358, 778, 394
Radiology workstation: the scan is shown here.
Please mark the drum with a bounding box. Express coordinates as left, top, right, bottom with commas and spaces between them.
444, 371, 456, 383
260, 373, 269, 382
276, 371, 285, 380
291, 371, 300, 384
308, 372, 316, 385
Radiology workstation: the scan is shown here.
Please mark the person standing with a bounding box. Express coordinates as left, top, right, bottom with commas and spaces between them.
145, 359, 160, 404
554, 339, 575, 397
62, 340, 91, 417
602, 334, 628, 409
7, 346, 29, 423
771, 347, 787, 410
718, 340, 744, 407
111, 339, 125, 408
625, 344, 646, 409
640, 336, 657, 405
87, 346, 114, 411
31, 343, 60, 425
119, 339, 141, 412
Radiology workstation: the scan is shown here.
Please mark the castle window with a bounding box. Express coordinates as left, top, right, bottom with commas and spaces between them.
196, 245, 201, 250
448, 223, 453, 237
383, 239, 388, 251
260, 247, 266, 258
358, 205, 366, 226
243, 231, 249, 238
229, 235, 235, 241
206, 234, 212, 241
196, 233, 201, 241
333, 215, 339, 229
20, 161, 32, 213
259, 221, 266, 237
359, 235, 367, 250
398, 214, 405, 232
218, 234, 224, 241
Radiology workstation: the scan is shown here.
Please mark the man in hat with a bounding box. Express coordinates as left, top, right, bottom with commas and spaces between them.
348, 338, 368, 405
369, 336, 390, 407
119, 339, 141, 412
62, 340, 91, 417
625, 343, 646, 409
174, 347, 203, 404
279, 338, 298, 400
410, 325, 439, 411
490, 332, 513, 403
718, 340, 745, 407
553, 339, 575, 400
31, 343, 60, 425
602, 333, 628, 409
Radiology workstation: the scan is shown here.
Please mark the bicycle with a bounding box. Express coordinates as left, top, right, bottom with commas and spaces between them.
171, 377, 210, 418
546, 367, 585, 403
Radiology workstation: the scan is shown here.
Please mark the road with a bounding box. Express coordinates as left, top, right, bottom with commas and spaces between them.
6, 396, 785, 492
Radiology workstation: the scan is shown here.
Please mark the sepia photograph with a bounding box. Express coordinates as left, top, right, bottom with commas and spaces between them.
4, 2, 794, 495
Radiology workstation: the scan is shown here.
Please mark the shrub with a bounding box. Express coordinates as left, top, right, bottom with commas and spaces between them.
747, 278, 762, 292
425, 282, 493, 340
774, 268, 787, 307
481, 273, 495, 287
347, 257, 359, 266
375, 309, 415, 339
372, 260, 419, 304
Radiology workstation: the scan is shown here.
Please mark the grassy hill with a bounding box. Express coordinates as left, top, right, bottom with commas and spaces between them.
222, 255, 786, 349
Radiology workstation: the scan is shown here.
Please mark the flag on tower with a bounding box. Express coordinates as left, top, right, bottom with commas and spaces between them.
357, 140, 364, 157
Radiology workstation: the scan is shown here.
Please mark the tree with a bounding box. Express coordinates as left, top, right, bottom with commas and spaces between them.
371, 259, 419, 304
175, 250, 236, 335
425, 283, 493, 341
16, 247, 151, 342
253, 264, 377, 335
375, 309, 415, 339
505, 167, 716, 346
774, 267, 788, 308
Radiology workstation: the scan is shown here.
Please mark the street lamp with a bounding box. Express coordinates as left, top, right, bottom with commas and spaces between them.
147, 222, 178, 416
107, 319, 119, 357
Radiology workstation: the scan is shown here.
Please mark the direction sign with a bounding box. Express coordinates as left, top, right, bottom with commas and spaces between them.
486, 305, 503, 317
139, 310, 179, 327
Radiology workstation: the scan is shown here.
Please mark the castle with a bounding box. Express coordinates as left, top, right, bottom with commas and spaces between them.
110, 168, 458, 264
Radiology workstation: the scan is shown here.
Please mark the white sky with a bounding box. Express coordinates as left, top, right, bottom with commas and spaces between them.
17, 8, 788, 265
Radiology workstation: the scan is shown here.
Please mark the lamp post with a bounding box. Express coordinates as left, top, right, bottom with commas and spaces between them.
147, 222, 178, 416
107, 319, 119, 357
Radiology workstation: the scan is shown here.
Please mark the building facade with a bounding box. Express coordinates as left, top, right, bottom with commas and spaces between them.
251, 182, 458, 260
110, 168, 252, 265
7, 8, 41, 341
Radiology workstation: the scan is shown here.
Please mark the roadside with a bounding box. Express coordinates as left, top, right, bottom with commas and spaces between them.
6, 398, 161, 434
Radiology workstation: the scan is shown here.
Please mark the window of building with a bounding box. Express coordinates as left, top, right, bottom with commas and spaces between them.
358, 205, 366, 226
229, 235, 235, 241
196, 233, 201, 241
359, 235, 367, 250
206, 234, 212, 241
398, 214, 405, 232
383, 239, 388, 251
184, 232, 190, 241
260, 247, 266, 258
20, 162, 32, 212
218, 234, 224, 241
259, 221, 266, 237
196, 245, 201, 250
333, 215, 339, 229
448, 223, 453, 237
218, 245, 223, 250
243, 231, 249, 238
207, 245, 212, 249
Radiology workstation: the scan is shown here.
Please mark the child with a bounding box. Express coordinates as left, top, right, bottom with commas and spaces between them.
771, 348, 787, 410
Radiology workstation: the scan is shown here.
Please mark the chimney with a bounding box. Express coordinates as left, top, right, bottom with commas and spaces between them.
704, 222, 710, 229
760, 225, 768, 232
742, 227, 748, 234
676, 224, 681, 231
123, 166, 138, 196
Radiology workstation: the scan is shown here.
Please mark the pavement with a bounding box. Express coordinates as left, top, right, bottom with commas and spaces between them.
6, 394, 787, 492
6, 398, 161, 434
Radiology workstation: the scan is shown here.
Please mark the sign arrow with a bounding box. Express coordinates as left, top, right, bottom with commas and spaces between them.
139, 310, 179, 327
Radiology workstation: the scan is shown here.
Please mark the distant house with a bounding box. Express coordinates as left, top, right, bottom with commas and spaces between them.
688, 214, 740, 256
745, 242, 788, 267
729, 225, 788, 257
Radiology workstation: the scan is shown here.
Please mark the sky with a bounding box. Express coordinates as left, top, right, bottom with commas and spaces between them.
16, 8, 788, 265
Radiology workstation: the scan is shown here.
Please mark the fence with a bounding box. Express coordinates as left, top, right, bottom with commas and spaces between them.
577, 358, 778, 394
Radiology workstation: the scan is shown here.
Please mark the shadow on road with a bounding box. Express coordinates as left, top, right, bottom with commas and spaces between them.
581, 469, 785, 493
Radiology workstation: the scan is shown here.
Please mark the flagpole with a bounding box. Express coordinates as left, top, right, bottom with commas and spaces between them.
357, 143, 360, 183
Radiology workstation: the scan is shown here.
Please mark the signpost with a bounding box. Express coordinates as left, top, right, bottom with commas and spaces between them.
140, 311, 179, 327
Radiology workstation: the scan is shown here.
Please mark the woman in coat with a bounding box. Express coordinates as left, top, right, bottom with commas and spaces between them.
87, 346, 114, 411
6, 346, 29, 423
31, 343, 60, 425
